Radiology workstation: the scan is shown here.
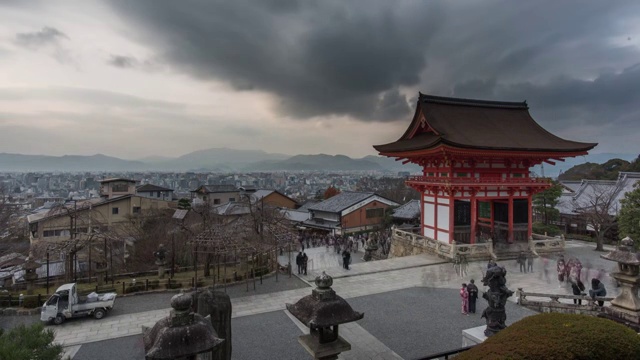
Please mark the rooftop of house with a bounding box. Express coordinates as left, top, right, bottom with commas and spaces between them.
136, 184, 174, 193
392, 199, 420, 220
99, 178, 137, 184
309, 191, 387, 213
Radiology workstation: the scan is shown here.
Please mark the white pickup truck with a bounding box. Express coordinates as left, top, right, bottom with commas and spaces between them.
40, 283, 117, 325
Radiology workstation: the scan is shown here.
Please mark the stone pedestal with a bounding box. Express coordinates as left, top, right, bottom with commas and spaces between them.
157, 264, 166, 279
462, 325, 487, 347
298, 334, 351, 360
197, 290, 232, 360
610, 272, 640, 312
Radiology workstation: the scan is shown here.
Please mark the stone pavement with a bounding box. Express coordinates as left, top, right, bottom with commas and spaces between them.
52, 240, 616, 359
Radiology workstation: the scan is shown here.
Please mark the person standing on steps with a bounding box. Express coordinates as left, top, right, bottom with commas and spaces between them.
302, 252, 308, 275
296, 252, 303, 275
467, 279, 478, 314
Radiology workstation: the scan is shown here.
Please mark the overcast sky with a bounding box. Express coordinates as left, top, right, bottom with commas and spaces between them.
0, 0, 639, 159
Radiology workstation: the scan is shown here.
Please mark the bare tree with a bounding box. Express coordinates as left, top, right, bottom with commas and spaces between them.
573, 182, 621, 251
0, 185, 30, 255
42, 200, 112, 281
109, 208, 175, 272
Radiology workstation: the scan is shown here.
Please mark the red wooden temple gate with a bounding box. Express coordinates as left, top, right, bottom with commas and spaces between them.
374, 94, 597, 246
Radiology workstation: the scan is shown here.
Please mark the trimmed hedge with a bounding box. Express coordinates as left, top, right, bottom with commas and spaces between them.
457, 313, 640, 360
532, 222, 562, 236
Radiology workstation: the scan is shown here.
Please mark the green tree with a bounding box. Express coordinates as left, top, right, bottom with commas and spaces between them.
533, 182, 563, 225
619, 184, 640, 246
0, 323, 64, 360
178, 198, 191, 210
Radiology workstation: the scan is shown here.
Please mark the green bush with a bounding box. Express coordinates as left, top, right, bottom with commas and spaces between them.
166, 282, 182, 290
124, 283, 145, 294
0, 323, 64, 360
457, 313, 640, 360
532, 222, 562, 236
21, 295, 41, 309
253, 267, 270, 277
148, 280, 160, 289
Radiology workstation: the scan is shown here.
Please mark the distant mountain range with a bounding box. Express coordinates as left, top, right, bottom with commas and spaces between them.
2, 148, 633, 175
0, 148, 422, 172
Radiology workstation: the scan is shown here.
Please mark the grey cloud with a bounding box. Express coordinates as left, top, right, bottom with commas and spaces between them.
0, 87, 184, 110
108, 55, 137, 68
105, 0, 640, 132
107, 0, 445, 122
14, 27, 68, 49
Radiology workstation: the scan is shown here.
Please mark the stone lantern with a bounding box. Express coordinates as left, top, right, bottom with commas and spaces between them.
601, 237, 640, 314
143, 291, 224, 360
363, 236, 378, 262
92, 250, 108, 286
23, 256, 40, 295
154, 244, 168, 279
286, 271, 364, 360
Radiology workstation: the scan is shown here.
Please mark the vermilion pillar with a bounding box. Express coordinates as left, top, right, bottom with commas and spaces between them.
508, 193, 514, 243
527, 192, 533, 239
470, 194, 477, 244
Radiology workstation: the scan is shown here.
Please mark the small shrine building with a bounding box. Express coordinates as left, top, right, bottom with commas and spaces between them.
374, 93, 597, 247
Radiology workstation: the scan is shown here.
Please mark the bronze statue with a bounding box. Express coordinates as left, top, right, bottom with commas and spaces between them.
481, 265, 513, 336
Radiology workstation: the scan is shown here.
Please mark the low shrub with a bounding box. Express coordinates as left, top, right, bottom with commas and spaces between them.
166, 282, 182, 290
21, 296, 41, 309
148, 280, 160, 290
532, 222, 562, 236
253, 267, 270, 277
457, 313, 640, 360
124, 284, 145, 294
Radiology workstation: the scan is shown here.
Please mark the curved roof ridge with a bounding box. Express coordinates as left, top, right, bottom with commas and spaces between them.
419, 92, 528, 109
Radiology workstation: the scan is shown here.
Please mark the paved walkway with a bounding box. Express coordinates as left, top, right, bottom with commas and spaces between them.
52, 240, 619, 358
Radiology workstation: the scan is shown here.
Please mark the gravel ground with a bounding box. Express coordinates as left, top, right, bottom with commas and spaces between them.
74, 335, 145, 360
347, 287, 538, 359
232, 310, 309, 360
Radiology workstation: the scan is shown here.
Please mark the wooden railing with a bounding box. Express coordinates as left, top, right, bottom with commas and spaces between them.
407, 176, 550, 186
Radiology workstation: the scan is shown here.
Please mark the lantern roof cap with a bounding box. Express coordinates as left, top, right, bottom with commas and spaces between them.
286, 272, 363, 328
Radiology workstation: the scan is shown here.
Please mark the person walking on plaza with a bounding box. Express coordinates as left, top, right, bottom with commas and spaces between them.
527, 252, 534, 273
589, 278, 607, 306
302, 252, 309, 275
460, 283, 469, 315
517, 251, 527, 273
487, 259, 497, 269
570, 277, 586, 305
296, 252, 303, 274
467, 279, 478, 314
342, 249, 351, 270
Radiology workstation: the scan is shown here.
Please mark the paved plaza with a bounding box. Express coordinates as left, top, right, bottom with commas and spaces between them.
1, 239, 619, 359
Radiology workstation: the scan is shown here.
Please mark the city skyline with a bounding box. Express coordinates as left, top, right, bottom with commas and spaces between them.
1, 1, 639, 159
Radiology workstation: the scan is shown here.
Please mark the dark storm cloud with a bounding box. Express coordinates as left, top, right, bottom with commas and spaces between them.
107, 0, 444, 121
14, 27, 68, 49
106, 0, 640, 130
